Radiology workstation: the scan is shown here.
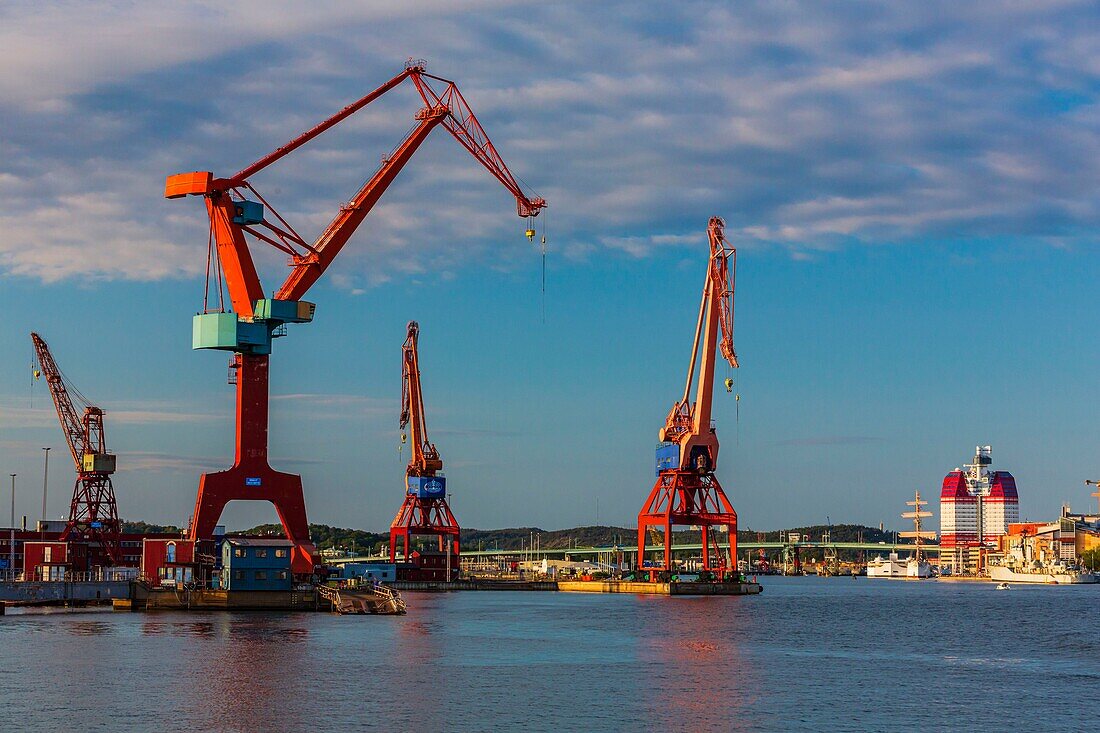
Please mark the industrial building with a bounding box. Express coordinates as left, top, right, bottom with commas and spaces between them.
219, 538, 294, 591
940, 446, 1020, 574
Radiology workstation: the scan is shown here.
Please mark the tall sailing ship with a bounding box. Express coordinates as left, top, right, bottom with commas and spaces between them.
867, 491, 935, 579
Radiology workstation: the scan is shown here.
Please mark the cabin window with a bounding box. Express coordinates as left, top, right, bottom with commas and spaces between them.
254, 571, 267, 581
43, 546, 52, 563
276, 571, 288, 580
255, 549, 268, 559
166, 542, 176, 563
275, 549, 288, 558
234, 548, 246, 558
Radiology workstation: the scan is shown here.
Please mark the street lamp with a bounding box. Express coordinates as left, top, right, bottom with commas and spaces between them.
41, 447, 50, 539
9, 473, 16, 579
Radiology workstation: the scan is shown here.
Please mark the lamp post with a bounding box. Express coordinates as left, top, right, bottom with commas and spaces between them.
9, 473, 16, 579
41, 447, 50, 539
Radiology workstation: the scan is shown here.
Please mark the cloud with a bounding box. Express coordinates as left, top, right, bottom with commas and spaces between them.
0, 399, 219, 430
1, 1, 1098, 285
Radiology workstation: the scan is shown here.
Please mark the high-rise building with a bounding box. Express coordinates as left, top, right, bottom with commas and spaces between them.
939, 446, 1019, 574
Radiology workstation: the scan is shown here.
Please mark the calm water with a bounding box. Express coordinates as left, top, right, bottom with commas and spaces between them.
1, 577, 1097, 732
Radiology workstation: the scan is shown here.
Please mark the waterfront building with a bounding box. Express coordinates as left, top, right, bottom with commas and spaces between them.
939, 446, 1020, 574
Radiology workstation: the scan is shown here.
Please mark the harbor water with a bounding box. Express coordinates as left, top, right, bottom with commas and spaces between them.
1, 577, 1096, 732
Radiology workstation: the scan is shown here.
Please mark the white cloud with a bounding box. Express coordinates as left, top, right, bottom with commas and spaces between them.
0, 1, 1098, 285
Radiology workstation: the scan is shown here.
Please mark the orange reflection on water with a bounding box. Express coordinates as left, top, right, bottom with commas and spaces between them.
637, 595, 762, 729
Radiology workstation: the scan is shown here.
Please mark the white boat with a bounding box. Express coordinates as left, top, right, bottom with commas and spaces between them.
867, 551, 932, 579
989, 562, 1097, 585
906, 557, 933, 578
996, 582, 1010, 590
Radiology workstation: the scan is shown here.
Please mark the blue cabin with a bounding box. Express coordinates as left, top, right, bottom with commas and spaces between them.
341, 562, 397, 583
220, 538, 294, 591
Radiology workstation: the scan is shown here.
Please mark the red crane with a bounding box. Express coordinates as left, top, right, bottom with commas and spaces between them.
638, 217, 740, 579
31, 332, 122, 565
389, 321, 460, 566
165, 61, 543, 575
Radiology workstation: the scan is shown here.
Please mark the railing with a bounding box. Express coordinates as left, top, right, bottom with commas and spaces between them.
317, 583, 406, 615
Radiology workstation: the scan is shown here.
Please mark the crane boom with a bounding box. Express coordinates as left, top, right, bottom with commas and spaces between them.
400, 321, 443, 476
167, 63, 545, 315
660, 217, 738, 470
31, 333, 87, 468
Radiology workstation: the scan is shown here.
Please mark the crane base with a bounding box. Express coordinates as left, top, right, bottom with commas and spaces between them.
190, 466, 319, 575
389, 495, 460, 562
638, 470, 738, 577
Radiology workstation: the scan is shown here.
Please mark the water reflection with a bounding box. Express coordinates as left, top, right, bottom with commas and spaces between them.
640, 596, 762, 729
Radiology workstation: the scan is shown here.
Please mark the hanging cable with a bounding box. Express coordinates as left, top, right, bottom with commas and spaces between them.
203, 218, 214, 313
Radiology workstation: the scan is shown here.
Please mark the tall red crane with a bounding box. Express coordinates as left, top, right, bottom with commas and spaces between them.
31, 332, 122, 565
638, 217, 740, 578
165, 61, 544, 574
390, 321, 460, 564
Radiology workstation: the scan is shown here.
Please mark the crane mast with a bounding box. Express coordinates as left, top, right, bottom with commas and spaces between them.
390, 322, 460, 565
400, 322, 443, 476
638, 217, 741, 579
166, 62, 540, 574
30, 333, 122, 565
659, 217, 738, 472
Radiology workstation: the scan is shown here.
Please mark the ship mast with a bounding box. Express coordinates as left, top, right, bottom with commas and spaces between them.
900, 490, 936, 563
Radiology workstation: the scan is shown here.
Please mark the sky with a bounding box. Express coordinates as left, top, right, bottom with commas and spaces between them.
1, 1, 1099, 534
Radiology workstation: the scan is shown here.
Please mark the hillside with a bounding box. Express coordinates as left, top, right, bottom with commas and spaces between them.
229, 521, 896, 553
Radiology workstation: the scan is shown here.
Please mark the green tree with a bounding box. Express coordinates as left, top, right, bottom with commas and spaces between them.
1080, 548, 1100, 572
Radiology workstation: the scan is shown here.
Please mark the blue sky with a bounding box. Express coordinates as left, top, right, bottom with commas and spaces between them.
1, 1, 1099, 532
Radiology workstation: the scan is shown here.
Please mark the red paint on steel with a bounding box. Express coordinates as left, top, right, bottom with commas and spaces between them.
638, 218, 740, 579
165, 66, 543, 573
389, 322, 460, 564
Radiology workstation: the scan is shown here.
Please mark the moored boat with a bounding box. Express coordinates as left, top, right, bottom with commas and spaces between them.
988, 562, 1097, 585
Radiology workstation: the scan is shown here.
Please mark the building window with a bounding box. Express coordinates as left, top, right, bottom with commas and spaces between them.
234, 548, 246, 558
234, 570, 244, 580
275, 570, 288, 580
255, 549, 268, 559
44, 546, 52, 563
254, 571, 267, 580
275, 549, 288, 558
166, 542, 176, 563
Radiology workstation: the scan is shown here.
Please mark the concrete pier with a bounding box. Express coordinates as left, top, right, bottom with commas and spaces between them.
557, 580, 763, 595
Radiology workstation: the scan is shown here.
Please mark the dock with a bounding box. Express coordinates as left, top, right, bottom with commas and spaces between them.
557, 580, 763, 595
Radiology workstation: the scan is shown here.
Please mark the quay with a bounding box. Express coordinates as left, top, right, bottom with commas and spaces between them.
558, 580, 762, 595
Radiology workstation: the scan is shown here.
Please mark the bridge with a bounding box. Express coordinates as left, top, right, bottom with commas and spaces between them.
325, 541, 941, 566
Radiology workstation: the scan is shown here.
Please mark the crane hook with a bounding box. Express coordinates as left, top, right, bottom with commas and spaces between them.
725, 377, 734, 393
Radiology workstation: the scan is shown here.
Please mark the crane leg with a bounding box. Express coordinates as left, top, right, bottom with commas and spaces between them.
190, 468, 318, 574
